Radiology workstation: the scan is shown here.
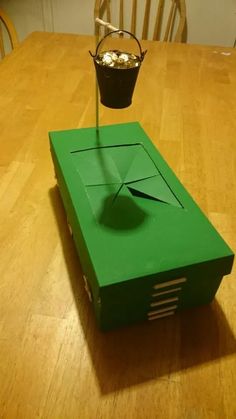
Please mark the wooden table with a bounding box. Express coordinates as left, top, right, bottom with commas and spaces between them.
0, 32, 236, 419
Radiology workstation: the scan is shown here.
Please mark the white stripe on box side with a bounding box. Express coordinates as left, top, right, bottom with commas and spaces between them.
150, 297, 178, 307
148, 311, 175, 321
152, 287, 182, 297
153, 277, 187, 290
148, 305, 178, 316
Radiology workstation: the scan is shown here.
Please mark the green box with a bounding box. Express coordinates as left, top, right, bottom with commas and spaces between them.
49, 122, 234, 330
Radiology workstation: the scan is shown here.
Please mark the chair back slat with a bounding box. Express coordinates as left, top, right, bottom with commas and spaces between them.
174, 0, 186, 42
163, 0, 176, 41
95, 0, 105, 19
142, 0, 151, 40
130, 0, 137, 36
106, 0, 111, 25
119, 0, 124, 31
94, 0, 186, 42
153, 0, 164, 40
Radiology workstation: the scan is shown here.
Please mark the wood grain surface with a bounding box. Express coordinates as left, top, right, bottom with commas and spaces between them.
0, 32, 236, 419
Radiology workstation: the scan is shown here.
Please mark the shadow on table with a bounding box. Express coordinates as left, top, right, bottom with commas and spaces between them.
49, 185, 236, 395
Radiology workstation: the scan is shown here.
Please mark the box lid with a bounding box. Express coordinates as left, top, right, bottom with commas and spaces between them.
49, 122, 234, 287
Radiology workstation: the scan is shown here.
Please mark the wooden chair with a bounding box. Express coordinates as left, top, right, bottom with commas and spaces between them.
94, 0, 186, 42
0, 8, 19, 58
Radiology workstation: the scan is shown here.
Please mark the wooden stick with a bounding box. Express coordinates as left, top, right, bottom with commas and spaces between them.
95, 17, 118, 32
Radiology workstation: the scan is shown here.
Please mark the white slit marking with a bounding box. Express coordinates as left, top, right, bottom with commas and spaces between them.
153, 277, 187, 290
152, 287, 182, 297
148, 305, 178, 316
148, 311, 175, 321
150, 297, 178, 307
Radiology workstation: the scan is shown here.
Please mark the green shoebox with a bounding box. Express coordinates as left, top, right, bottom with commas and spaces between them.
49, 122, 234, 330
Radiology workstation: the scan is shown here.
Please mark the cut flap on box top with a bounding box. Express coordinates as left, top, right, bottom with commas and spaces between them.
120, 146, 158, 182
72, 148, 122, 185
71, 144, 183, 215
127, 176, 182, 208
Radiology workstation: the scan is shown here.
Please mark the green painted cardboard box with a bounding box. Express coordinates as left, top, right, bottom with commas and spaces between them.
49, 122, 234, 330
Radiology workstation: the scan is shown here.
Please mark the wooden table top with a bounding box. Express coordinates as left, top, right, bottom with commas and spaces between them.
0, 31, 236, 419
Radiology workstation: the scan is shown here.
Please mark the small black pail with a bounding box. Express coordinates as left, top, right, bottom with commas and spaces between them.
90, 30, 146, 109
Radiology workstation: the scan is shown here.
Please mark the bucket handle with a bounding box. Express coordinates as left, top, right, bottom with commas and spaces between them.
90, 30, 147, 61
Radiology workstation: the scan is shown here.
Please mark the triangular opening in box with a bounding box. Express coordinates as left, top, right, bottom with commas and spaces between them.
126, 176, 182, 208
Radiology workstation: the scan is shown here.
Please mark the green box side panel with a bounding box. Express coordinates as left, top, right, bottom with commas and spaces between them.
50, 146, 102, 323
98, 262, 224, 330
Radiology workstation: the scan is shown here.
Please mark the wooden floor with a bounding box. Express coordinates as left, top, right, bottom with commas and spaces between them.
0, 32, 236, 418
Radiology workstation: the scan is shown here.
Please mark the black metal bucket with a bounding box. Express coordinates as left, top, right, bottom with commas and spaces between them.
90, 30, 146, 109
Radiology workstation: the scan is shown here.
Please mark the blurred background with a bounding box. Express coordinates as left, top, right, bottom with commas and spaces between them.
0, 0, 236, 49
